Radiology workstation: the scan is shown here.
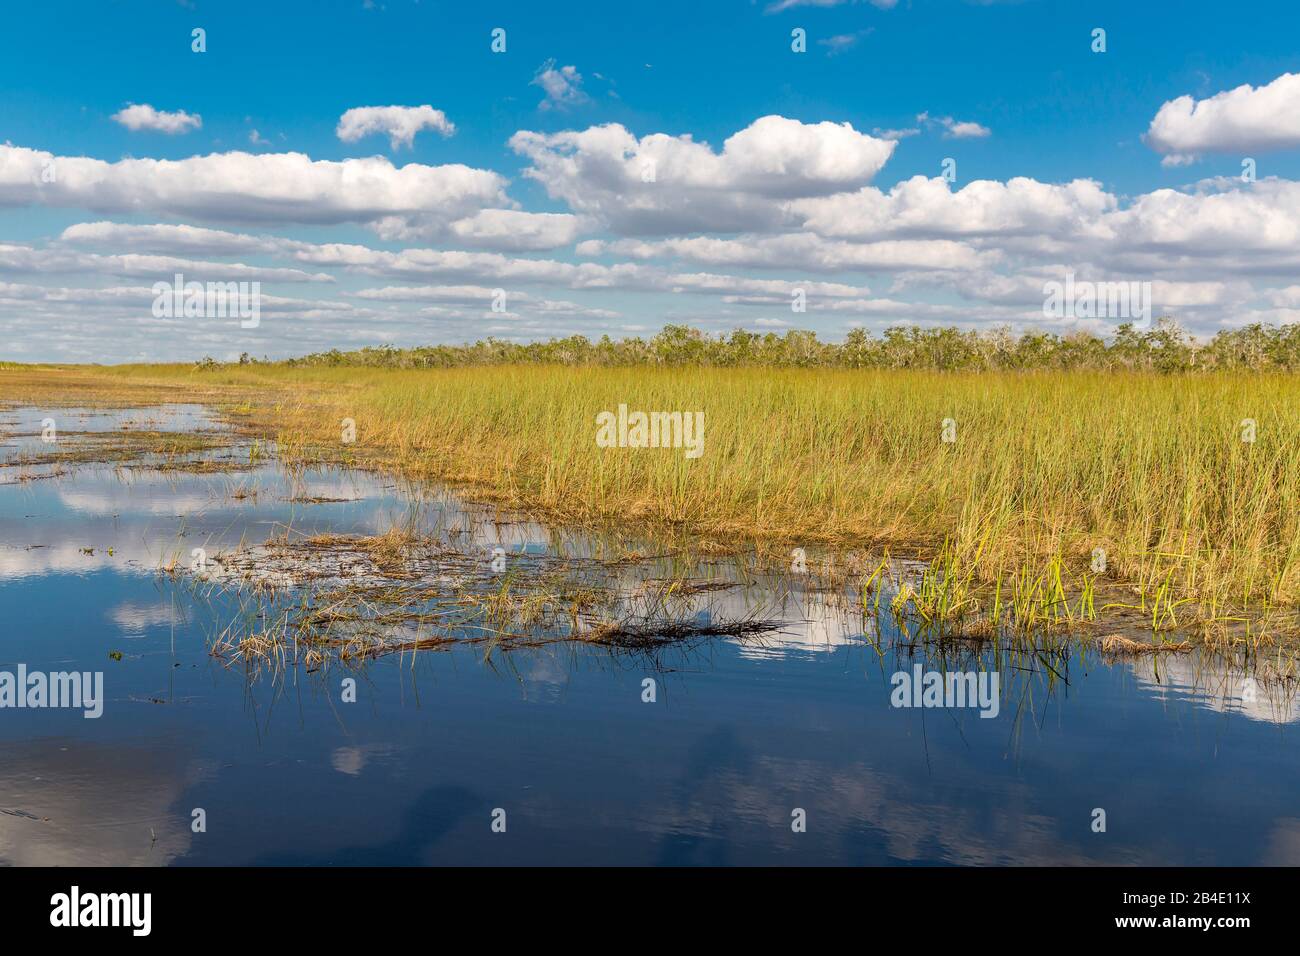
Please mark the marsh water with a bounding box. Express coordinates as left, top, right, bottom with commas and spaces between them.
0, 404, 1297, 866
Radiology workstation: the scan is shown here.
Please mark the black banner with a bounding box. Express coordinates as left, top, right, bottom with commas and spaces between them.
0, 866, 1278, 941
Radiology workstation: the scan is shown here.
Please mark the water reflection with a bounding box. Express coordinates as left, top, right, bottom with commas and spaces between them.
1129, 653, 1300, 724
0, 404, 1297, 866
0, 738, 195, 867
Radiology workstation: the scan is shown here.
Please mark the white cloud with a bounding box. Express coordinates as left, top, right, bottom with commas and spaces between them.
532, 61, 589, 111
0, 241, 332, 283
874, 126, 920, 141
1146, 72, 1300, 159
1150, 279, 1234, 307
944, 119, 991, 139
1098, 178, 1300, 268
1267, 285, 1300, 308
265, 236, 882, 299
110, 104, 202, 135
10, 104, 1300, 358
579, 234, 990, 272
0, 281, 155, 305
510, 115, 896, 234
917, 112, 991, 139
336, 105, 456, 150
353, 284, 512, 303
369, 208, 590, 249
0, 144, 507, 230
530, 298, 621, 319
818, 30, 872, 55
63, 211, 585, 256
790, 176, 1114, 241
665, 274, 873, 298
60, 221, 279, 256
445, 209, 587, 250
351, 285, 618, 319
46, 171, 1300, 310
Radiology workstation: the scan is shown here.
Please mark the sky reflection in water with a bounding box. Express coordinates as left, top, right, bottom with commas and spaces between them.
0, 405, 1296, 866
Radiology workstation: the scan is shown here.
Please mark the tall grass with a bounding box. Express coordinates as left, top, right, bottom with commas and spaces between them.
10, 361, 1300, 621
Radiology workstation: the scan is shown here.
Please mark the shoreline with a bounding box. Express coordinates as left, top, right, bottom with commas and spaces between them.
3, 363, 1300, 649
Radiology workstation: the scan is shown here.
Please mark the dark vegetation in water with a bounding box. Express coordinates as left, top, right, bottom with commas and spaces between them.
192, 524, 791, 673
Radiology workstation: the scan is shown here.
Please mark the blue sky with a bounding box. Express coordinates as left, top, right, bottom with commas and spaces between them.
2, 0, 1300, 361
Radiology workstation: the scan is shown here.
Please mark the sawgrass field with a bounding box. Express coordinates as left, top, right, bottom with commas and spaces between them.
6, 358, 1299, 638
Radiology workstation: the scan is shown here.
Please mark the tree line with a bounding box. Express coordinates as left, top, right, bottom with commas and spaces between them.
209, 320, 1300, 372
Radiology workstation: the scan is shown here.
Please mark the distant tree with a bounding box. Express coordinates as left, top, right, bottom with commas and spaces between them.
272, 322, 1300, 374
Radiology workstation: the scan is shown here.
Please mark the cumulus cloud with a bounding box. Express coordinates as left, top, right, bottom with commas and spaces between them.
48, 170, 1300, 302
1145, 72, 1300, 159
444, 209, 589, 250
579, 234, 991, 273
790, 176, 1114, 241
664, 274, 875, 299
0, 144, 507, 230
60, 221, 280, 256
0, 241, 332, 284
917, 112, 991, 139
110, 104, 202, 134
0, 281, 157, 305
353, 284, 516, 304
351, 285, 619, 319
246, 235, 882, 300
368, 208, 590, 249
532, 61, 589, 111
62, 211, 584, 256
336, 105, 456, 150
510, 115, 896, 234
9, 100, 1300, 358
1099, 178, 1300, 266
891, 269, 1240, 313
794, 175, 1300, 280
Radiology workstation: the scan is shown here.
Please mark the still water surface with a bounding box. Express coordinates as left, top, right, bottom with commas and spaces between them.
0, 405, 1296, 865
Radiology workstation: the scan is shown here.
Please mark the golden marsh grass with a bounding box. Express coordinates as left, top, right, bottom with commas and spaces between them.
6, 362, 1300, 637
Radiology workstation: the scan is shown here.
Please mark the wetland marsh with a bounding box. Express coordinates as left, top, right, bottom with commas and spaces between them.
1, 384, 1296, 866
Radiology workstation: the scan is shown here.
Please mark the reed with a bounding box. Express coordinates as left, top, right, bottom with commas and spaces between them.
7, 361, 1300, 627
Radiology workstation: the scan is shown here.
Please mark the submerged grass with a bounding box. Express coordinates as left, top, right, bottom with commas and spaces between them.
195, 524, 788, 675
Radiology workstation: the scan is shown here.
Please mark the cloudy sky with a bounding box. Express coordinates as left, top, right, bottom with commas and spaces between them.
2, 0, 1300, 362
